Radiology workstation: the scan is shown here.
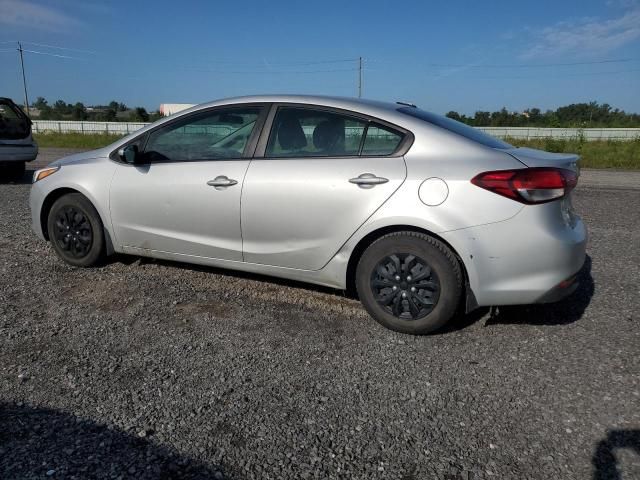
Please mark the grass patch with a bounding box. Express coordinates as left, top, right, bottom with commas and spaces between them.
34, 132, 125, 149
32, 132, 640, 170
506, 137, 640, 170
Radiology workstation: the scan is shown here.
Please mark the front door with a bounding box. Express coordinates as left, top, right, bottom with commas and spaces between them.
241, 106, 408, 270
110, 105, 265, 261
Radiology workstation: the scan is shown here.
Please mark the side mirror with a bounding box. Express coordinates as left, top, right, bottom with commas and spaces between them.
118, 144, 139, 164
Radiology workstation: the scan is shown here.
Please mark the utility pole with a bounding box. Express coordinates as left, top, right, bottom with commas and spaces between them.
17, 42, 30, 116
358, 57, 363, 98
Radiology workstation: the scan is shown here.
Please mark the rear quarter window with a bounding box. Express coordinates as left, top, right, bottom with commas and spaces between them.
397, 107, 511, 149
362, 123, 404, 155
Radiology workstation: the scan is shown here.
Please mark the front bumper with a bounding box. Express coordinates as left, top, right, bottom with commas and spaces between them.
29, 180, 47, 240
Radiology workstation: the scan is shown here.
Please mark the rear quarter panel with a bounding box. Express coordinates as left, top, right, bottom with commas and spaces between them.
319, 124, 528, 289
352, 123, 526, 235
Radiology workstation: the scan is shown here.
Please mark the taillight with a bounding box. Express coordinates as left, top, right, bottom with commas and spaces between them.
471, 167, 577, 204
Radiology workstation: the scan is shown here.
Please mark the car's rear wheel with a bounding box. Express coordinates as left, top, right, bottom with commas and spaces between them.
356, 231, 463, 334
47, 193, 105, 267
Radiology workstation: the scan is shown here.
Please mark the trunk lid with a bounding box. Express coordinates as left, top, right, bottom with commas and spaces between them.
502, 147, 580, 174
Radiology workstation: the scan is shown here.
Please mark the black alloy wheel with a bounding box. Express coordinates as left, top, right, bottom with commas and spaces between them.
370, 253, 440, 320
356, 231, 463, 334
53, 206, 93, 258
47, 193, 105, 267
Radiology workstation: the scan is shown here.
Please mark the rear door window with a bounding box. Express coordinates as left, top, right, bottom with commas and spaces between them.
0, 99, 31, 140
266, 107, 367, 158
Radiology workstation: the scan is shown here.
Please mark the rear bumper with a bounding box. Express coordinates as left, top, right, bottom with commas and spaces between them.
535, 273, 580, 303
0, 144, 38, 163
442, 203, 587, 306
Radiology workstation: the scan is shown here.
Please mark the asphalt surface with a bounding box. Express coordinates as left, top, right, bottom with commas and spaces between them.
0, 150, 638, 479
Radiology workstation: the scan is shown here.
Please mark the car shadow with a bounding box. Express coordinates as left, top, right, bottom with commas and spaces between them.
593, 429, 640, 479
114, 254, 594, 331
483, 254, 594, 327
0, 402, 225, 479
115, 254, 346, 297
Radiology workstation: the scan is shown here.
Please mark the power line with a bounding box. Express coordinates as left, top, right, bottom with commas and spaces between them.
364, 64, 640, 78
21, 41, 97, 55
369, 57, 640, 69
21, 49, 87, 60
254, 58, 358, 66
429, 58, 640, 68
183, 58, 358, 67
185, 67, 358, 74
458, 68, 640, 80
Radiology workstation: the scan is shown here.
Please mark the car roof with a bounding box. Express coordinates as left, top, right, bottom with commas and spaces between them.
199, 94, 399, 111
183, 95, 419, 128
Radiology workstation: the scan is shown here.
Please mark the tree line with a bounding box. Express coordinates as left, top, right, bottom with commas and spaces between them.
445, 102, 640, 128
27, 98, 639, 128
30, 98, 162, 122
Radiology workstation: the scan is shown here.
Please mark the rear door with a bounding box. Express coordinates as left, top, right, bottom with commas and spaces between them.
241, 105, 408, 270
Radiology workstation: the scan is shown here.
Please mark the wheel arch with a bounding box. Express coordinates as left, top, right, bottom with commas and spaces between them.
345, 224, 476, 311
40, 188, 115, 255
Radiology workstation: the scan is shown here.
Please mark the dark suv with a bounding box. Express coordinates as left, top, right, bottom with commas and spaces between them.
0, 97, 38, 178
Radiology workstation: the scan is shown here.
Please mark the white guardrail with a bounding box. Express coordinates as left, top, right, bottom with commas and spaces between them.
478, 127, 640, 141
32, 120, 149, 135
31, 120, 640, 141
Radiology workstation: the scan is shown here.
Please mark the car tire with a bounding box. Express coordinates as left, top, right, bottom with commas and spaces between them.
356, 231, 463, 334
47, 193, 105, 267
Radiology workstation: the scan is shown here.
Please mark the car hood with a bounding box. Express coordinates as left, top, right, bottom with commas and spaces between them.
502, 147, 580, 172
48, 147, 111, 167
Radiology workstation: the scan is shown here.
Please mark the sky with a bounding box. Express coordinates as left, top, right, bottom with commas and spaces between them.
0, 0, 639, 114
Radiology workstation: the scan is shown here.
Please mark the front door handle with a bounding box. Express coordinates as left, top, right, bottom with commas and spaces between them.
349, 173, 389, 189
207, 176, 238, 189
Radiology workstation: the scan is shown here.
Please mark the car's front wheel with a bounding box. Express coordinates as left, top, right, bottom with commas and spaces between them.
47, 193, 105, 267
356, 231, 463, 334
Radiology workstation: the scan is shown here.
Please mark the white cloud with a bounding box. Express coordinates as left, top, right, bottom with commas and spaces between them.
0, 0, 83, 32
521, 7, 640, 58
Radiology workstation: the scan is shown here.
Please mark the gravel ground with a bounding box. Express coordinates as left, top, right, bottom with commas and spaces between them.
0, 153, 639, 479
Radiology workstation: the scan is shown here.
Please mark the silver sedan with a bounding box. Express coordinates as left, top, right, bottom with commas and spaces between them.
30, 95, 587, 334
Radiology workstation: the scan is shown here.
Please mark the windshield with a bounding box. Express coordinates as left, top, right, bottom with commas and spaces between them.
397, 106, 512, 149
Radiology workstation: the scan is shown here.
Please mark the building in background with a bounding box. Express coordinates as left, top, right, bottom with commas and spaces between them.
159, 104, 195, 116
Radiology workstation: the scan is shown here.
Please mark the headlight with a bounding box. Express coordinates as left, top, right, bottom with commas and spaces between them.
33, 166, 60, 183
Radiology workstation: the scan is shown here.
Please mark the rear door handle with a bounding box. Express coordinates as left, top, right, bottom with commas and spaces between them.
207, 176, 238, 189
349, 173, 389, 189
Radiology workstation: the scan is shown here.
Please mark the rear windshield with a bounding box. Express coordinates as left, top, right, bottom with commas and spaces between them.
397, 107, 512, 149
0, 99, 31, 140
